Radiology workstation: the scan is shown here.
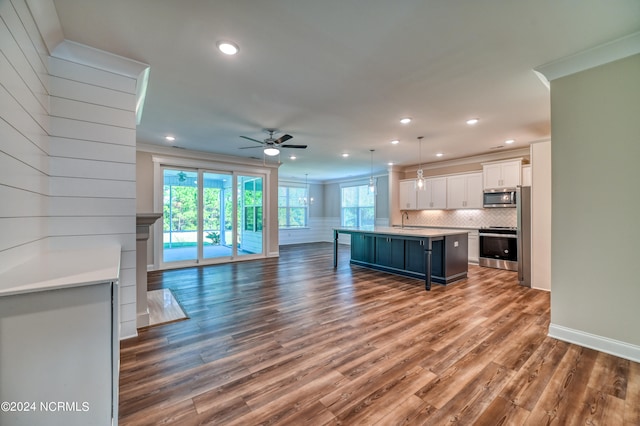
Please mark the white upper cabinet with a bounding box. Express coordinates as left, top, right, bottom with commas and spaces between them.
399, 179, 417, 210
482, 159, 523, 189
447, 172, 483, 209
416, 177, 447, 210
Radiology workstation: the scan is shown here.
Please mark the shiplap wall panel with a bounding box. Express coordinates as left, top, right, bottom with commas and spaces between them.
0, 217, 47, 252
50, 176, 136, 198
50, 197, 135, 217
0, 185, 47, 217
51, 97, 136, 128
51, 116, 135, 145
0, 85, 48, 154
50, 136, 135, 162
0, 6, 48, 107
0, 48, 48, 130
0, 0, 49, 270
49, 56, 136, 94
49, 234, 135, 252
0, 116, 48, 176
49, 75, 135, 111
49, 56, 138, 339
0, 148, 48, 196
10, 0, 51, 68
50, 157, 135, 181
49, 216, 134, 238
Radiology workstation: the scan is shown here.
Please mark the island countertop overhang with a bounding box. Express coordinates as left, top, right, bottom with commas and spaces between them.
333, 226, 469, 238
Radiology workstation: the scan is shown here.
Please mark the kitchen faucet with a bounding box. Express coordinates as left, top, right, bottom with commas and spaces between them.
401, 211, 409, 228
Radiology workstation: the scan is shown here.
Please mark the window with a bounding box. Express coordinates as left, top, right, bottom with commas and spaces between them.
278, 185, 308, 228
341, 184, 374, 227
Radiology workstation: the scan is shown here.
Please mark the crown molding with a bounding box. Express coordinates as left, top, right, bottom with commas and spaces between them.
535, 32, 640, 81
402, 147, 530, 174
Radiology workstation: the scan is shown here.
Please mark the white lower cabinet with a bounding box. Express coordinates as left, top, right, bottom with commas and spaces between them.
468, 230, 479, 263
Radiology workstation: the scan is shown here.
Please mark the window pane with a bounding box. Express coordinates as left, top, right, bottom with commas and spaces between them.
278, 185, 309, 228
360, 207, 375, 227
342, 186, 358, 207
342, 207, 357, 227
289, 207, 307, 227
289, 187, 307, 206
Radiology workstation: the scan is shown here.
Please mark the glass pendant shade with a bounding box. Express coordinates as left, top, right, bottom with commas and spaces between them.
264, 147, 280, 156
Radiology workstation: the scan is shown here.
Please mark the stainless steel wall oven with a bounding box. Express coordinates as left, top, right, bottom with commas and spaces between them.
479, 227, 518, 271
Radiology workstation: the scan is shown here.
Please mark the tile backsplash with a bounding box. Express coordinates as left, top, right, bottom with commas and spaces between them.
404, 208, 517, 229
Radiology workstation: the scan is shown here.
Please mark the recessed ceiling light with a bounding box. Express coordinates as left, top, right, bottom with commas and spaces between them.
466, 118, 479, 125
400, 117, 412, 124
165, 135, 175, 142
505, 139, 515, 144
436, 153, 444, 157
217, 41, 239, 55
289, 155, 297, 160
342, 153, 349, 158
391, 140, 399, 145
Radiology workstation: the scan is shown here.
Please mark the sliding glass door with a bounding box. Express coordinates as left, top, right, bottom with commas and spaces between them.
161, 168, 264, 267
237, 175, 263, 258
162, 169, 198, 263
202, 172, 233, 260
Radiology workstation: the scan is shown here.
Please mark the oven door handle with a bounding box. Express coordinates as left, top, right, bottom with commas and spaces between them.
479, 233, 517, 238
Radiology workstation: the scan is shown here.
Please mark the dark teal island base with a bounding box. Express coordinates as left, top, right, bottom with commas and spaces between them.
333, 227, 469, 291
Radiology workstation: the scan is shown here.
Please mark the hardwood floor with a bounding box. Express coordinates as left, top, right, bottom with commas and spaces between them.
119, 243, 640, 425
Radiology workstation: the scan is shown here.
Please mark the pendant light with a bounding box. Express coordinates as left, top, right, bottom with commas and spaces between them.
368, 149, 376, 194
416, 136, 425, 190
300, 173, 314, 205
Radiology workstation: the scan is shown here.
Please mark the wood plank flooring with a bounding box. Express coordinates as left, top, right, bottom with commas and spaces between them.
119, 243, 640, 425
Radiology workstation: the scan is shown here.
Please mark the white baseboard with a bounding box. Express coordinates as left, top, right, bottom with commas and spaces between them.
548, 323, 640, 363
137, 310, 150, 329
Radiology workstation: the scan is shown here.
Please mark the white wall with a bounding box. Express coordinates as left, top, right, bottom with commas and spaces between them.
0, 0, 51, 272
531, 140, 551, 291
0, 0, 145, 339
47, 56, 139, 338
549, 53, 640, 360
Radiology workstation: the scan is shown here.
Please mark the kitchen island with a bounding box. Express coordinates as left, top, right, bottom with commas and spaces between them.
333, 227, 468, 291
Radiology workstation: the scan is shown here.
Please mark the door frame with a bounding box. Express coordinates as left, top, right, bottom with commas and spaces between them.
152, 155, 273, 271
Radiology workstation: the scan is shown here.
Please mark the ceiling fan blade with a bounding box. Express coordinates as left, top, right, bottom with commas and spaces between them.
274, 134, 293, 144
281, 144, 307, 149
239, 135, 265, 144
239, 146, 262, 149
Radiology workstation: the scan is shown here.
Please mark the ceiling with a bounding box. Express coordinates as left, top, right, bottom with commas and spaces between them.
52, 0, 640, 182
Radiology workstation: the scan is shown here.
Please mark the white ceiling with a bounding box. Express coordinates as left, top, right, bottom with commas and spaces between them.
52, 0, 640, 181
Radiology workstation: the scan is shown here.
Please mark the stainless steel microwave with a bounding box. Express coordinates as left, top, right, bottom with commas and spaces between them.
483, 189, 517, 208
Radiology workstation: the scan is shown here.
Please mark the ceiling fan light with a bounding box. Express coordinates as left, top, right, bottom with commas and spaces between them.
264, 147, 280, 156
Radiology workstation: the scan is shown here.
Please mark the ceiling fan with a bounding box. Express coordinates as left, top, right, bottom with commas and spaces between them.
239, 129, 307, 156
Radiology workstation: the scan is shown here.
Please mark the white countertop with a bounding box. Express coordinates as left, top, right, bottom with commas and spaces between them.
0, 245, 121, 297
334, 226, 469, 237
